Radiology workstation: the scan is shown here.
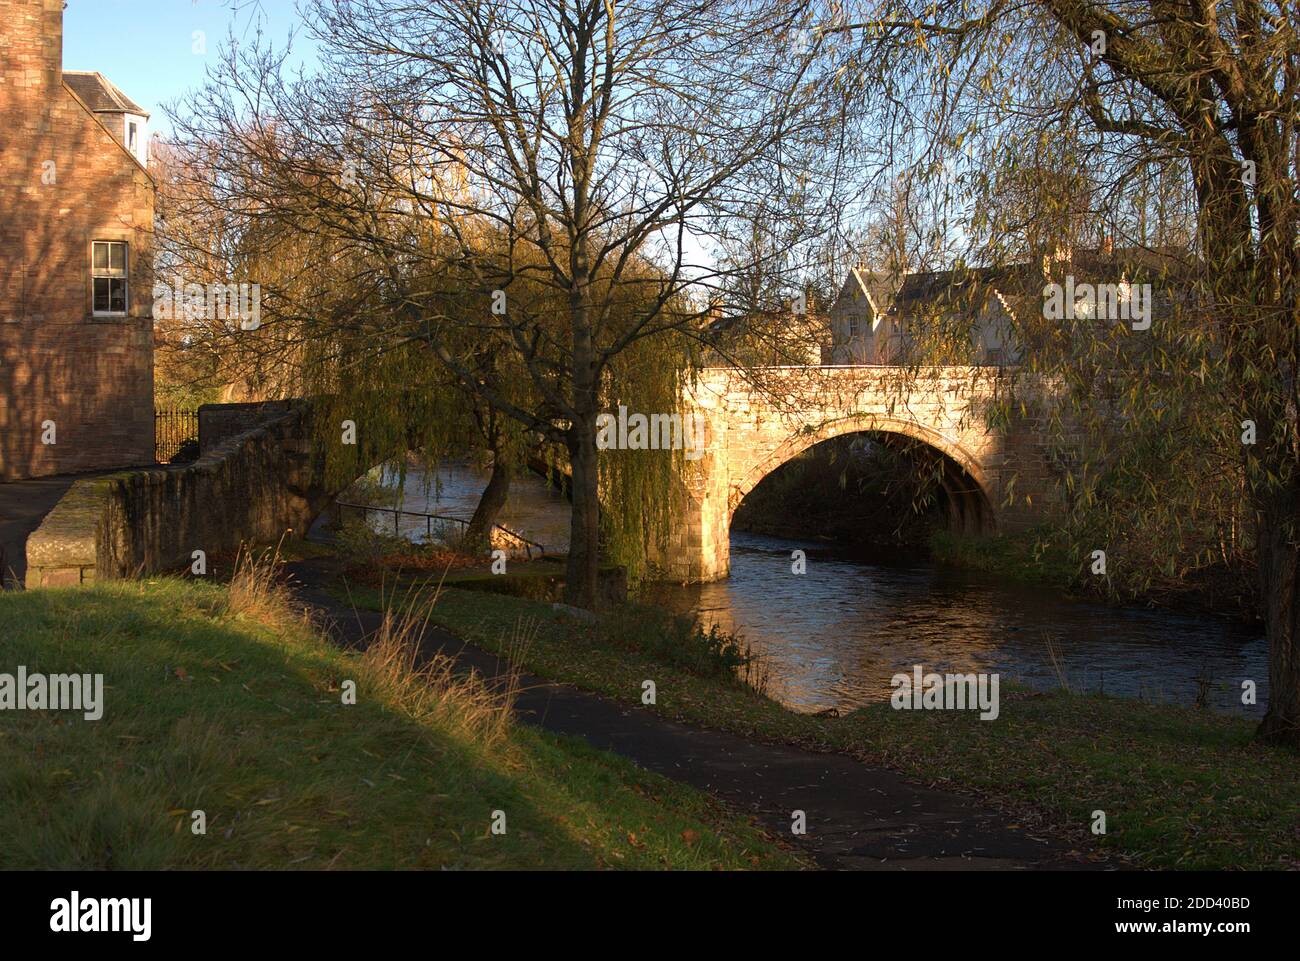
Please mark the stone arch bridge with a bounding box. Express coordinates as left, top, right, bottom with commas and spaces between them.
651, 366, 1059, 582
22, 369, 1060, 587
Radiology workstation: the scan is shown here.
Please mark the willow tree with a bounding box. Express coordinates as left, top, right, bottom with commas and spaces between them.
171, 0, 846, 607
827, 1, 1300, 744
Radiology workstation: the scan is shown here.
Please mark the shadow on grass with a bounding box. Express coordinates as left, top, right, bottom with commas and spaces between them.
0, 581, 796, 870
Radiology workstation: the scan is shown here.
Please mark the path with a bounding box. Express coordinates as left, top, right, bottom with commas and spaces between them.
0, 474, 85, 589
289, 558, 1104, 871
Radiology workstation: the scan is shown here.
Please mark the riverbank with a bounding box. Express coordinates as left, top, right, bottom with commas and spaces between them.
928, 528, 1076, 586
331, 568, 1299, 870
0, 570, 804, 869
930, 528, 1261, 622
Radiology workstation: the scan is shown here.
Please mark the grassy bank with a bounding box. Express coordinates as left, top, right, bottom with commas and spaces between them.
335, 577, 1300, 870
929, 528, 1077, 587
929, 528, 1259, 620
0, 573, 805, 870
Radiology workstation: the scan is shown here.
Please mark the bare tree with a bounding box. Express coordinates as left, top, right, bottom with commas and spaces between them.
170, 0, 846, 606
833, 0, 1300, 744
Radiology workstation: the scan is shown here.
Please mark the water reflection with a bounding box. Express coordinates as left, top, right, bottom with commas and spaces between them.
366, 459, 571, 553
354, 462, 1268, 718
648, 532, 1268, 716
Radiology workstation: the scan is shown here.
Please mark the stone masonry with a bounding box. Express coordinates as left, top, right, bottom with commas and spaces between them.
20, 373, 1063, 587
652, 365, 1061, 582
25, 405, 324, 587
0, 0, 155, 480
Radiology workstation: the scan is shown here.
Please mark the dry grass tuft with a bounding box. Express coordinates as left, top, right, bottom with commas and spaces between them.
230, 546, 520, 747
226, 539, 303, 631
1043, 630, 1072, 694
360, 578, 521, 748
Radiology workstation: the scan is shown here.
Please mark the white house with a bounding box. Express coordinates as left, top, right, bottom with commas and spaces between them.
826, 263, 1032, 367
825, 265, 897, 364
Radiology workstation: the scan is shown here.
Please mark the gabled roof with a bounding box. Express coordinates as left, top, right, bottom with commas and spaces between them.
828, 245, 1199, 339
835, 265, 897, 317
889, 264, 1038, 318
62, 71, 149, 117
888, 248, 1194, 319
1059, 245, 1190, 285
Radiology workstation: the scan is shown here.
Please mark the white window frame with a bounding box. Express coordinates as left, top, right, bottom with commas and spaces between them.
92, 241, 129, 316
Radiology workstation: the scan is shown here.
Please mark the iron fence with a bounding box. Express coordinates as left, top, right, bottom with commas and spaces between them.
334, 501, 546, 559
155, 408, 200, 464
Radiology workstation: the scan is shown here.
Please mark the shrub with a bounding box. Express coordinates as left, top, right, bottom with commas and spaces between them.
598, 604, 756, 680
332, 518, 415, 563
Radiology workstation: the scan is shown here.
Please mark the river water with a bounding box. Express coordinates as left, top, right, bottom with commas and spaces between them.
647, 532, 1267, 716
359, 459, 572, 554
362, 461, 1268, 717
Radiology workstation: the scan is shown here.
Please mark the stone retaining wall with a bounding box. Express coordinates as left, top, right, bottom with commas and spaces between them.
199, 400, 295, 455
25, 405, 322, 587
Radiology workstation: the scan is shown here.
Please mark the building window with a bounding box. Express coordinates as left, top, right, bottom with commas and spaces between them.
127, 121, 138, 154
92, 241, 128, 315
847, 314, 862, 337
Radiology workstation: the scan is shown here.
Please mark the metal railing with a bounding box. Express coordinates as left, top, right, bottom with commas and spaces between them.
334, 501, 546, 560
155, 408, 200, 463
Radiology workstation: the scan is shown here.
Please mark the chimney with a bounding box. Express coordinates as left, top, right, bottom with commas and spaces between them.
1041, 241, 1072, 278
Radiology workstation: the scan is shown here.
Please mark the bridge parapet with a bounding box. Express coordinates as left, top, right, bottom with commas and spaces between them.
22, 372, 1067, 588
22, 396, 481, 587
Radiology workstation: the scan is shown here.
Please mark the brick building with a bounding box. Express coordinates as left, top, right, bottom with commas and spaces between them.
0, 0, 155, 480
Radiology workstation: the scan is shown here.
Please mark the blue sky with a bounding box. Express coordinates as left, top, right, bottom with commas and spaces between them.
62, 0, 313, 134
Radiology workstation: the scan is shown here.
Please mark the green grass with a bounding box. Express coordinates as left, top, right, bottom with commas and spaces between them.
928, 527, 1077, 587
335, 579, 1300, 871
0, 578, 806, 870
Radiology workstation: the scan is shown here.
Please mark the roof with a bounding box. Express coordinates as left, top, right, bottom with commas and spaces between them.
834, 265, 899, 316
62, 71, 149, 117
886, 247, 1194, 320
889, 264, 1034, 318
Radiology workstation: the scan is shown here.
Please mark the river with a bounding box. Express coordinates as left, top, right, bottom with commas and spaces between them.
356, 460, 1269, 717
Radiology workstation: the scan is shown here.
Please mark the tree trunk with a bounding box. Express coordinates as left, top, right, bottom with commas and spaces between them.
564, 416, 601, 608
462, 458, 511, 554
565, 149, 599, 608
1257, 478, 1300, 747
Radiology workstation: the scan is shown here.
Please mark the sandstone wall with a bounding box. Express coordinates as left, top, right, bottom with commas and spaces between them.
25, 407, 321, 587
0, 0, 155, 479
649, 366, 1064, 582
199, 400, 296, 455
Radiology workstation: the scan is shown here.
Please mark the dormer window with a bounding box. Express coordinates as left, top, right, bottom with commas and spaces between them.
92, 241, 128, 315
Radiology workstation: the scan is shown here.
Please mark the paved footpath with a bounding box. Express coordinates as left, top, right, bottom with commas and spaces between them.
289, 558, 1104, 871
0, 474, 83, 588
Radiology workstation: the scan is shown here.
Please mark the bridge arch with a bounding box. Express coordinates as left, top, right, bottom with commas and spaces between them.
730, 414, 996, 538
